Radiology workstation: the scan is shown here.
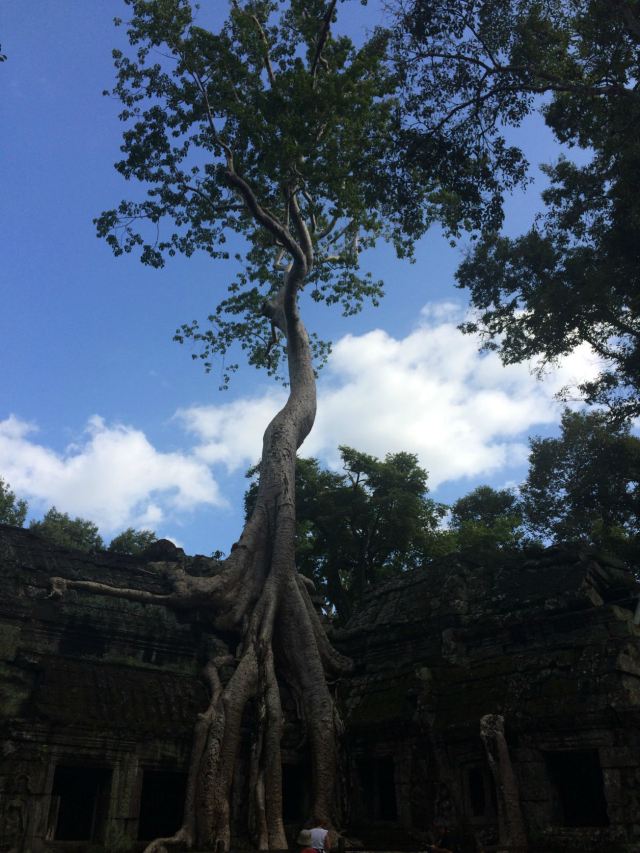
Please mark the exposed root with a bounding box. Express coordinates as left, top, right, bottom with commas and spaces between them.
142, 825, 192, 853
49, 260, 352, 849
50, 497, 349, 852
296, 573, 354, 676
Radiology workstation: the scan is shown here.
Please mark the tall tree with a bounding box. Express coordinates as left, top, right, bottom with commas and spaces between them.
393, 0, 640, 421
46, 2, 491, 849
450, 484, 525, 551
0, 477, 28, 527
521, 409, 640, 549
31, 507, 104, 552
108, 527, 158, 555
246, 447, 445, 622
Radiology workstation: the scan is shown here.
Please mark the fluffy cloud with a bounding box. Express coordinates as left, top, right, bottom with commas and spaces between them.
180, 304, 601, 488
303, 314, 599, 486
1, 303, 601, 535
0, 414, 224, 533
177, 394, 285, 471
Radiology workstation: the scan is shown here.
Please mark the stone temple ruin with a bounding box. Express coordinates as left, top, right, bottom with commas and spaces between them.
1, 522, 639, 852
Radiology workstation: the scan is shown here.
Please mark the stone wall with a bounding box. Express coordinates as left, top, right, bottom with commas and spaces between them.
1, 525, 639, 852
336, 547, 640, 852
0, 525, 208, 852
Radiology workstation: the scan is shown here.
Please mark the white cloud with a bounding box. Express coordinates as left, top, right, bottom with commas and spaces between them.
177, 394, 285, 471
1, 302, 602, 537
301, 310, 599, 486
0, 414, 224, 534
178, 303, 600, 488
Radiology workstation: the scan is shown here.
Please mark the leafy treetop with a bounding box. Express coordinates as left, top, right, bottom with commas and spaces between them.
521, 409, 640, 552
108, 526, 158, 555
97, 0, 400, 384
246, 445, 446, 621
97, 0, 513, 387
449, 484, 525, 551
394, 0, 640, 420
30, 507, 105, 552
0, 477, 28, 527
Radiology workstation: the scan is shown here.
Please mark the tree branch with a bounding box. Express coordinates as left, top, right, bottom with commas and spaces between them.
179, 183, 244, 214
225, 170, 305, 265
194, 64, 305, 268
287, 188, 314, 268
232, 1, 276, 86
316, 214, 339, 241
301, 188, 318, 233
311, 0, 338, 82
191, 71, 234, 164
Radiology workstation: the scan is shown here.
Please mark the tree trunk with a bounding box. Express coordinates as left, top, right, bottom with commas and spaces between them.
50, 259, 352, 851
480, 714, 528, 853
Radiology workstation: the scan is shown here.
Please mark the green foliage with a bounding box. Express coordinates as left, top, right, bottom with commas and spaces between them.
247, 446, 445, 620
97, 0, 409, 384
30, 507, 104, 552
0, 478, 28, 527
396, 0, 640, 421
449, 484, 526, 551
108, 527, 158, 555
241, 424, 640, 610
521, 409, 640, 551
97, 0, 512, 387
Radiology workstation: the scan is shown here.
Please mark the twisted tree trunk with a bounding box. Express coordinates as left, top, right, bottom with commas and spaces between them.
480, 714, 528, 853
51, 256, 352, 851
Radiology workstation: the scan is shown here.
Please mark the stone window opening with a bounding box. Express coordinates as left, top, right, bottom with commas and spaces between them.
48, 765, 111, 842
463, 764, 497, 823
357, 755, 398, 822
137, 769, 187, 841
282, 763, 309, 822
544, 749, 609, 827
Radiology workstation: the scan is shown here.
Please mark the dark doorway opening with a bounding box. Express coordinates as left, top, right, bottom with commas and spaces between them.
544, 750, 609, 827
138, 770, 187, 840
468, 767, 486, 817
282, 763, 308, 822
357, 756, 398, 821
50, 765, 111, 841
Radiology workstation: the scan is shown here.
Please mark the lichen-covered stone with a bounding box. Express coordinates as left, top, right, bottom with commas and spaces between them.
1, 527, 639, 852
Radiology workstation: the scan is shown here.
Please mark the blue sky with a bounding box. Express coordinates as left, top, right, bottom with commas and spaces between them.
1, 1, 600, 555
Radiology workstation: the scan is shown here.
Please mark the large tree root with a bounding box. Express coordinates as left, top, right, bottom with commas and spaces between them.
50, 254, 352, 849
50, 508, 352, 851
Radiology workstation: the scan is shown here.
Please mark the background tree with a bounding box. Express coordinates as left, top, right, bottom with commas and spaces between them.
393, 0, 640, 422
46, 2, 497, 849
521, 409, 640, 551
108, 527, 158, 555
31, 507, 104, 552
0, 477, 28, 527
449, 484, 525, 551
246, 447, 445, 621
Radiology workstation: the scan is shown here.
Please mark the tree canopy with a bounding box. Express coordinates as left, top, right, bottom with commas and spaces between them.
0, 477, 28, 527
449, 484, 525, 551
107, 527, 158, 555
96, 0, 519, 387
30, 507, 105, 552
394, 0, 640, 421
246, 446, 445, 620
97, 0, 399, 384
521, 409, 640, 551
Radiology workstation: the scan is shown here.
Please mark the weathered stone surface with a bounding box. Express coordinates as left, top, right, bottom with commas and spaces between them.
336, 546, 640, 852
1, 527, 639, 852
